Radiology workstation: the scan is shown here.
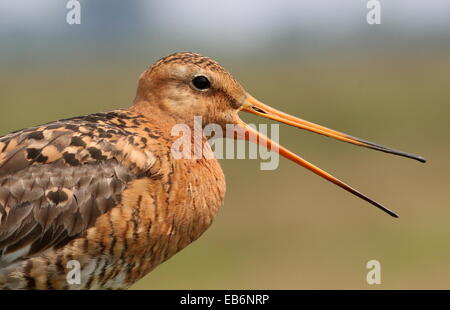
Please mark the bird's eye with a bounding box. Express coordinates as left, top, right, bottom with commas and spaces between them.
192, 75, 211, 91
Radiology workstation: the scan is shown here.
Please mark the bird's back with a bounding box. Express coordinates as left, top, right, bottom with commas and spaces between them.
0, 109, 225, 289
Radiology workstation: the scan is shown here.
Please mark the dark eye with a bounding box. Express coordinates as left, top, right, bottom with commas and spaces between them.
192, 75, 211, 90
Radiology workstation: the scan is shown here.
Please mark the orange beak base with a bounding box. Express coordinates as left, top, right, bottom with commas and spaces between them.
237, 94, 426, 218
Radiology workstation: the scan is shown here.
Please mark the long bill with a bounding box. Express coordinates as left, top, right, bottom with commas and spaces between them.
238, 94, 427, 218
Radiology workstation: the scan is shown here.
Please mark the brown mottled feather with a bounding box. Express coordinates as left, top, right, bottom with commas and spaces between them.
0, 109, 225, 289
151, 52, 228, 75
0, 111, 152, 265
0, 52, 231, 289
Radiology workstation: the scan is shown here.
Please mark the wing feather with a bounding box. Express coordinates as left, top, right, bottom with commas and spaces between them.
0, 110, 160, 266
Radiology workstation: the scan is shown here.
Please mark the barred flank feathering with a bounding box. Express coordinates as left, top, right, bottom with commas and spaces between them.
0, 107, 226, 289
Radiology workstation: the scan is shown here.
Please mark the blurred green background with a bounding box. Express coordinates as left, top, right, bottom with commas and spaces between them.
1, 0, 449, 289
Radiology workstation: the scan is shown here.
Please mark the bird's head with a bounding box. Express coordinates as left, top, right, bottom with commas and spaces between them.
133, 52, 426, 217
134, 51, 246, 127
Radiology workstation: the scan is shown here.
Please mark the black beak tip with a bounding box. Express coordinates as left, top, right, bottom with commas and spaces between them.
417, 156, 427, 163
383, 208, 399, 218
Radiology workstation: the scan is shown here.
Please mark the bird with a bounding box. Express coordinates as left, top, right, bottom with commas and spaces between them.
0, 52, 425, 290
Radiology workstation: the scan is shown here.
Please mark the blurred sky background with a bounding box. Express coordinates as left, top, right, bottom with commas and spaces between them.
0, 0, 449, 289
1, 0, 450, 58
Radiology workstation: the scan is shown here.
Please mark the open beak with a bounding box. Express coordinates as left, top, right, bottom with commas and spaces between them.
238, 94, 426, 218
